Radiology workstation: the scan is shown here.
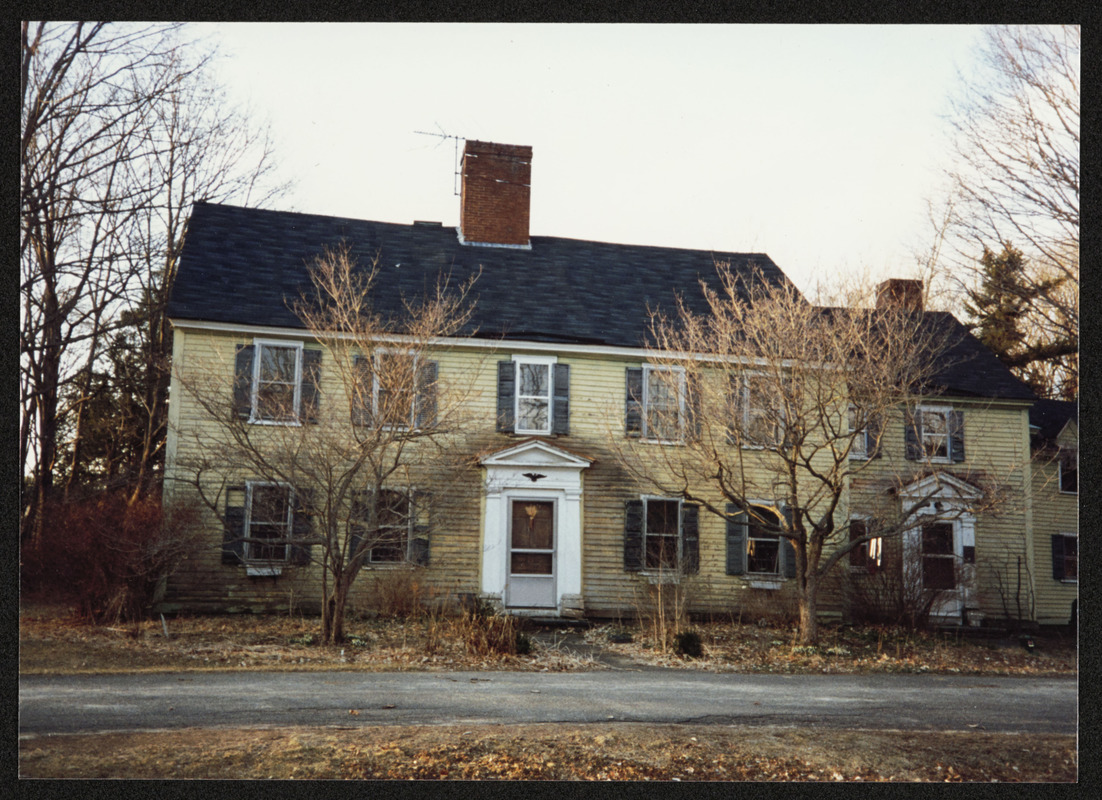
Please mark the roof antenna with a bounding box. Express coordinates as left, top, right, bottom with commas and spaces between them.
414, 125, 466, 196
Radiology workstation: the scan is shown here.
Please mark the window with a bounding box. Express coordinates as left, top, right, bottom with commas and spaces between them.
353, 351, 437, 430
921, 522, 956, 590
369, 490, 410, 563
497, 358, 569, 435
849, 407, 867, 459
849, 517, 882, 572
1051, 534, 1077, 582
1059, 451, 1077, 494
731, 374, 781, 447
644, 366, 686, 442
906, 405, 965, 463
747, 508, 782, 574
516, 359, 552, 435
623, 497, 699, 574
234, 341, 321, 425
246, 483, 293, 563
725, 504, 795, 579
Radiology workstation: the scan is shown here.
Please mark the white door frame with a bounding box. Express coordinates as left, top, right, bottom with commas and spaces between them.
480, 440, 591, 616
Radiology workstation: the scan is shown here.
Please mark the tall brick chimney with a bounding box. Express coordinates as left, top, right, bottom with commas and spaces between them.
876, 278, 924, 312
459, 140, 532, 247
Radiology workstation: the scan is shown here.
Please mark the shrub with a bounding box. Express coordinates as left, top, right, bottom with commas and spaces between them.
360, 567, 428, 618
515, 631, 533, 655
21, 491, 201, 624
457, 609, 521, 657
674, 630, 703, 658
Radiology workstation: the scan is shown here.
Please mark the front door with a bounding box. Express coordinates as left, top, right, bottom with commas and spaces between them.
506, 499, 556, 608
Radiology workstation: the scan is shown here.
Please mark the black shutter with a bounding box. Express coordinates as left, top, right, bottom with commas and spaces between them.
904, 410, 922, 461
726, 504, 747, 575
410, 489, 431, 566
625, 368, 644, 437
552, 363, 570, 436
289, 488, 314, 565
301, 349, 322, 424
352, 355, 375, 427
680, 503, 699, 574
233, 345, 255, 420
624, 499, 644, 571
1051, 535, 1066, 580
415, 360, 438, 428
781, 505, 798, 578
866, 413, 882, 459
949, 410, 966, 463
496, 361, 515, 433
222, 486, 247, 564
685, 372, 702, 440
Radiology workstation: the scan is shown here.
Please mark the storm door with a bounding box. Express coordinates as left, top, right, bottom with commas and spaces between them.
506, 499, 556, 608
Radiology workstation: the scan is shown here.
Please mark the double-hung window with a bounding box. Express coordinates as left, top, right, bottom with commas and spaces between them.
515, 357, 554, 435
907, 405, 964, 463
624, 497, 699, 574
731, 373, 782, 447
234, 340, 321, 425
1059, 450, 1077, 494
369, 490, 411, 563
352, 350, 437, 430
746, 508, 782, 574
725, 504, 796, 579
644, 367, 685, 442
245, 482, 293, 563
1051, 534, 1077, 582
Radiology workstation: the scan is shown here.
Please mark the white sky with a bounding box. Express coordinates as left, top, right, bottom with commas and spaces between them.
193, 23, 985, 296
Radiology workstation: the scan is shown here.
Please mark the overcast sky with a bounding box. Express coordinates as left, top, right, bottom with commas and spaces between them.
193, 23, 985, 296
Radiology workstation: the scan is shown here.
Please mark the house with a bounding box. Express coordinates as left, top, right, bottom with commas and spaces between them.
1029, 399, 1078, 626
162, 139, 1062, 626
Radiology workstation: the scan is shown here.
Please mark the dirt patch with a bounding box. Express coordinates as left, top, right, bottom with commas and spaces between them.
19, 604, 1076, 677
18, 723, 1076, 781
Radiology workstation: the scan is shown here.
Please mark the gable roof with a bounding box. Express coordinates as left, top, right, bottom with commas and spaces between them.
1030, 398, 1078, 446
167, 201, 793, 350
916, 311, 1036, 402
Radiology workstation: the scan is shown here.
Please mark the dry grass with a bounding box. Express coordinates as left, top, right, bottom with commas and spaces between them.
18, 723, 1076, 781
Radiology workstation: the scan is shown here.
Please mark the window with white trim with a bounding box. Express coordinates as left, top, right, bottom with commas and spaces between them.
254, 341, 302, 423
375, 350, 417, 429
848, 406, 869, 459
245, 482, 293, 563
644, 498, 681, 570
746, 506, 783, 574
515, 357, 554, 435
369, 490, 411, 563
731, 373, 782, 447
643, 366, 686, 442
352, 350, 436, 430
920, 407, 950, 461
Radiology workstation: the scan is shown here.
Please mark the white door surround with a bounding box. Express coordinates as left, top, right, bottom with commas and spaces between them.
480, 439, 592, 616
900, 473, 983, 622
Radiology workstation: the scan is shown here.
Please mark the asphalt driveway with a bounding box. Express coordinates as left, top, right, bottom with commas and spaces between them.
19, 671, 1076, 737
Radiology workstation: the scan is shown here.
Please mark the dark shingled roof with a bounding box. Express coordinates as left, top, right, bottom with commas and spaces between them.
169, 201, 1036, 402
168, 201, 792, 349
1030, 398, 1078, 444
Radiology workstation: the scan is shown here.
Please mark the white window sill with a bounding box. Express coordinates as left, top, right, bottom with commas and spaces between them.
248, 418, 303, 427
642, 438, 686, 446
245, 565, 283, 577
641, 572, 682, 585
1059, 578, 1078, 585
746, 577, 783, 590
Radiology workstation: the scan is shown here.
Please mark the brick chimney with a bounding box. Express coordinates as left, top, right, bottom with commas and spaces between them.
876, 278, 924, 312
459, 140, 532, 247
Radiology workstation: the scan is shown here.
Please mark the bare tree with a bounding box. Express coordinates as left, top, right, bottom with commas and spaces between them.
940, 25, 1079, 397
612, 265, 1006, 645
172, 246, 481, 643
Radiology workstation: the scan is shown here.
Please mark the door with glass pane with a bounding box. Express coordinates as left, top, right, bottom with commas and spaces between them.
506, 499, 556, 608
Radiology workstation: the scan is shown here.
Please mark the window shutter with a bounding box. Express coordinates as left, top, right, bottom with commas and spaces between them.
625, 368, 644, 437
496, 361, 515, 433
949, 410, 965, 463
680, 503, 699, 574
351, 355, 373, 427
301, 349, 322, 424
866, 413, 883, 459
222, 486, 247, 564
552, 363, 570, 436
781, 506, 798, 578
1051, 535, 1065, 580
410, 489, 431, 566
624, 499, 644, 571
726, 504, 747, 575
414, 360, 438, 428
289, 488, 314, 565
904, 410, 922, 461
233, 345, 255, 420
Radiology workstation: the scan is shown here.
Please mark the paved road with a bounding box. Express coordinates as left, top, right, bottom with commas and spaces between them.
19, 671, 1076, 737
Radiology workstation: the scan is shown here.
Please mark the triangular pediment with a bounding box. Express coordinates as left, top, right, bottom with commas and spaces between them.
480, 438, 593, 470
899, 472, 984, 502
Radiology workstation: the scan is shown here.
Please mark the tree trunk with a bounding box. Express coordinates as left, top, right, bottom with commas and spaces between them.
797, 572, 820, 645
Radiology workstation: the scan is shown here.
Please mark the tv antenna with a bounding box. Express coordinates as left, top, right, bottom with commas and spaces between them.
414, 125, 466, 196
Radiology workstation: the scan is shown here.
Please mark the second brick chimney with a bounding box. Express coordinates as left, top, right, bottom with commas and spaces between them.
876, 278, 924, 312
459, 140, 532, 247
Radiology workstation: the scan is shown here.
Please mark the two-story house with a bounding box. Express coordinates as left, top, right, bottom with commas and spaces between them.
162, 139, 1057, 626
